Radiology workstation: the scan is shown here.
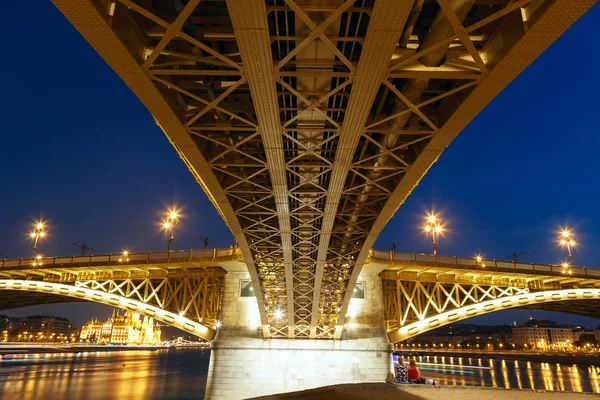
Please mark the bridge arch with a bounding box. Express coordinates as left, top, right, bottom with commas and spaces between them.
0, 280, 215, 341
388, 288, 600, 343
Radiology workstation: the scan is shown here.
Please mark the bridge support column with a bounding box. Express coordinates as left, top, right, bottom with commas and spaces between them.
205, 271, 392, 399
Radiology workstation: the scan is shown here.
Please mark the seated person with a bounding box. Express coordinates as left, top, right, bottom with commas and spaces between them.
395, 358, 408, 383
407, 359, 425, 384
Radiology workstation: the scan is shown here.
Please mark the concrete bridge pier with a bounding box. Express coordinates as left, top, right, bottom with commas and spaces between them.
205, 271, 393, 399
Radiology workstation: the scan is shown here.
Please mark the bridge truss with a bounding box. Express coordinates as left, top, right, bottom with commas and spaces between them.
0, 277, 221, 340
53, 0, 595, 339
0, 250, 226, 340
382, 256, 600, 342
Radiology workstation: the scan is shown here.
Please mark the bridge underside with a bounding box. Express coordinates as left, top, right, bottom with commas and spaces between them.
52, 0, 596, 340
527, 300, 600, 320
0, 291, 79, 311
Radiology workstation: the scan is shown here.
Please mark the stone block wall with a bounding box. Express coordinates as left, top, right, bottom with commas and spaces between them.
204, 271, 392, 399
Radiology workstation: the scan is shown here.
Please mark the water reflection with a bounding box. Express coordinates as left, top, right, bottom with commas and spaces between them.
414, 354, 600, 393
0, 350, 210, 400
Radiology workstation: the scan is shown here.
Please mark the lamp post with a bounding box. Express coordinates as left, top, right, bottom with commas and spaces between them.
30, 222, 46, 256
424, 214, 443, 256
559, 229, 575, 264
475, 255, 486, 268
163, 210, 180, 252
506, 250, 536, 263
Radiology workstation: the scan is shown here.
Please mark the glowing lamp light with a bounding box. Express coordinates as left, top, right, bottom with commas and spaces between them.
423, 211, 444, 256
30, 232, 36, 238
179, 311, 185, 317
215, 321, 222, 328
475, 255, 483, 263
37, 223, 44, 230
169, 211, 178, 220
32, 255, 43, 267
118, 250, 130, 263
163, 222, 172, 229
274, 309, 283, 320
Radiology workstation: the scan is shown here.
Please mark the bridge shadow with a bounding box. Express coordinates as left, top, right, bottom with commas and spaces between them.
249, 383, 427, 400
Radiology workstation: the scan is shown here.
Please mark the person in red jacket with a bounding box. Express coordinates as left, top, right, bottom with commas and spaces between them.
407, 359, 424, 383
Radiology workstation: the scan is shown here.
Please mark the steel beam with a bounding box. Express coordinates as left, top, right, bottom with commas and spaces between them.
51, 0, 270, 329
226, 0, 295, 338
337, 0, 597, 331
311, 0, 415, 338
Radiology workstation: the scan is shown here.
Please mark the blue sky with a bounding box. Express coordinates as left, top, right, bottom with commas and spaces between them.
0, 3, 599, 327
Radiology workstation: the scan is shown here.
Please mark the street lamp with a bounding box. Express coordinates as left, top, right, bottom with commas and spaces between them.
30, 221, 46, 255
163, 209, 180, 252
32, 254, 43, 267
424, 214, 443, 256
118, 250, 130, 263
475, 255, 486, 268
559, 229, 575, 263
561, 262, 573, 275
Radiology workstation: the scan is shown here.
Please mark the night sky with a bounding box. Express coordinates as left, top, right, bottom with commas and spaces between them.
1, 3, 599, 329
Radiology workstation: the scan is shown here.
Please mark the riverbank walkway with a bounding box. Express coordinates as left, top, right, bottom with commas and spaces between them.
252, 383, 598, 399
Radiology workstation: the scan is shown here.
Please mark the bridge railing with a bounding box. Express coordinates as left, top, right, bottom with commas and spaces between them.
0, 247, 242, 270
372, 250, 600, 279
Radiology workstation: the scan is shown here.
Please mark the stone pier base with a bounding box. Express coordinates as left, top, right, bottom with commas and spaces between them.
204, 337, 392, 399
204, 271, 392, 399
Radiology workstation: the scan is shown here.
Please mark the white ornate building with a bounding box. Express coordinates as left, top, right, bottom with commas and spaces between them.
80, 309, 161, 344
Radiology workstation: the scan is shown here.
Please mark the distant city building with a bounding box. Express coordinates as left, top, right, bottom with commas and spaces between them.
80, 309, 161, 344
0, 314, 78, 342
21, 315, 72, 336
400, 318, 596, 352
571, 328, 595, 343
511, 317, 587, 350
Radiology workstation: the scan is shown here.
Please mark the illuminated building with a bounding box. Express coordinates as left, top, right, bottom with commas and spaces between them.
80, 309, 161, 344
511, 318, 577, 350
22, 315, 72, 336
0, 314, 78, 342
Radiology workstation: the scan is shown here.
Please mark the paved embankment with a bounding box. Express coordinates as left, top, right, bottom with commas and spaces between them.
252, 383, 599, 399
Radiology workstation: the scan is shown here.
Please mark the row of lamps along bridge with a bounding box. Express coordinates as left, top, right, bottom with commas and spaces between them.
423, 212, 577, 275
25, 210, 579, 276
26, 209, 229, 329
26, 208, 181, 267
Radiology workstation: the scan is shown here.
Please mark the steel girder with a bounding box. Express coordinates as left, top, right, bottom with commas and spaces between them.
0, 276, 223, 340
384, 284, 600, 342
383, 280, 529, 332
53, 0, 596, 339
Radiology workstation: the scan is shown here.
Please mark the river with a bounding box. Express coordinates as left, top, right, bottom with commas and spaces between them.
1, 350, 599, 399
0, 349, 210, 399
411, 354, 600, 393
